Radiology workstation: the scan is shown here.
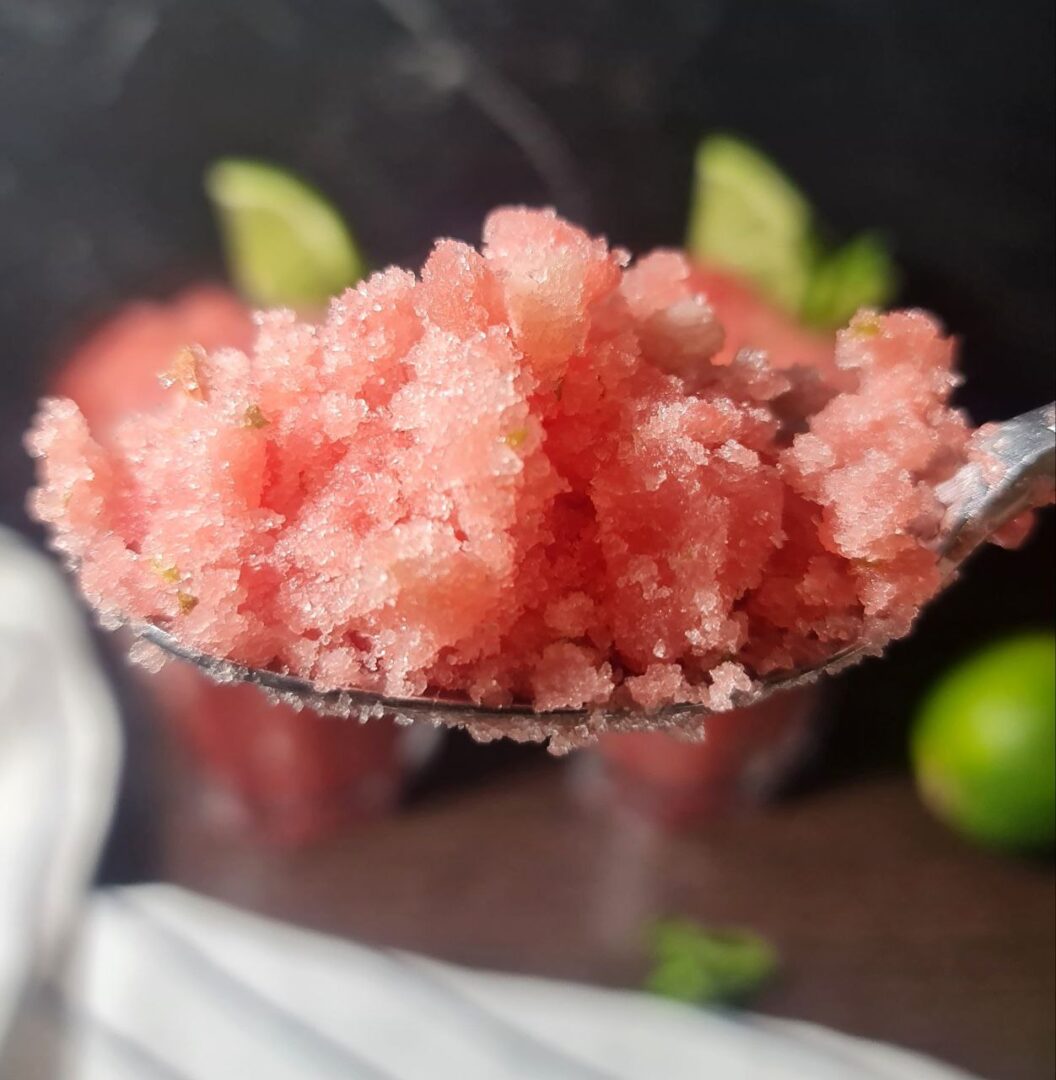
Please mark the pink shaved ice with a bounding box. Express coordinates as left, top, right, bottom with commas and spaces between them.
26, 208, 1044, 718
55, 286, 254, 436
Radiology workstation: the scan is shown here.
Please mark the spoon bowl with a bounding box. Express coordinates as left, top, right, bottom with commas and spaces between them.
132, 403, 1055, 749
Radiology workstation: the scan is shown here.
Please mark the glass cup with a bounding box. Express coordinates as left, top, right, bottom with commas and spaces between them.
571, 686, 821, 827
149, 661, 411, 846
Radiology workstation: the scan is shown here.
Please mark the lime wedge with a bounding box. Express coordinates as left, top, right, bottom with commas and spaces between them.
205, 158, 364, 308
687, 135, 814, 314
800, 231, 898, 328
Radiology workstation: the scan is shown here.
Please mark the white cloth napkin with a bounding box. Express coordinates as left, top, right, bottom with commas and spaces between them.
31, 885, 976, 1080
0, 527, 979, 1080
0, 528, 122, 1049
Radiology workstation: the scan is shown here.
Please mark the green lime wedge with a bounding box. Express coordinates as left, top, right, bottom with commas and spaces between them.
687, 135, 814, 314
800, 232, 898, 329
911, 633, 1055, 851
205, 158, 364, 308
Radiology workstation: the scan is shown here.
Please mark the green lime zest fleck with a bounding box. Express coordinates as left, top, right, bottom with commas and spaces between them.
800, 232, 898, 329
686, 135, 898, 330
851, 312, 883, 337
176, 591, 199, 615
159, 345, 209, 400
645, 918, 778, 1006
150, 556, 181, 584
241, 403, 270, 430
205, 158, 365, 308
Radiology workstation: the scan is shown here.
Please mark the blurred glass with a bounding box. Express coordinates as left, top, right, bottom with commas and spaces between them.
150, 661, 410, 846
573, 687, 820, 826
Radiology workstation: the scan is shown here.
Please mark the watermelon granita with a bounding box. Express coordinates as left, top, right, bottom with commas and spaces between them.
55, 285, 255, 437
26, 207, 1050, 729
687, 266, 834, 375
51, 285, 418, 842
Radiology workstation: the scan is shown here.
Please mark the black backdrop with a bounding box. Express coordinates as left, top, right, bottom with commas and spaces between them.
1, 0, 1052, 808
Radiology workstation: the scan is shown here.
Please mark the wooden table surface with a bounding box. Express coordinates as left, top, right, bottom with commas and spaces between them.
150, 729, 1056, 1080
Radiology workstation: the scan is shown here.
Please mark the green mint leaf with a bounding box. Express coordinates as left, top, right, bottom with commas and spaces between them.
800, 231, 898, 329
644, 918, 778, 1006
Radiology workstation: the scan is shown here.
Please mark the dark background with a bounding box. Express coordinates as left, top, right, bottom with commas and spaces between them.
2, 0, 1052, 770
0, 2, 1053, 1075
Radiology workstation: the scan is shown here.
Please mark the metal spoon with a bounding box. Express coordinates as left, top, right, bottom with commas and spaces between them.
132, 403, 1055, 749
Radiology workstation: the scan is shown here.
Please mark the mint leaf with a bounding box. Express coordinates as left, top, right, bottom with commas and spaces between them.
645, 918, 778, 1006
800, 232, 898, 329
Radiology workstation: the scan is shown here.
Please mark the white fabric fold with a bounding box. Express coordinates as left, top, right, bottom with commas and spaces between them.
42, 885, 977, 1080
0, 528, 122, 1049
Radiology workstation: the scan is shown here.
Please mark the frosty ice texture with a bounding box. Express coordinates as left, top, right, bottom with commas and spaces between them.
26, 209, 1022, 712
55, 286, 254, 437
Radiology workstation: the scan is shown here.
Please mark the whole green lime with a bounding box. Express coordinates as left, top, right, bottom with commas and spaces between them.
911, 633, 1055, 850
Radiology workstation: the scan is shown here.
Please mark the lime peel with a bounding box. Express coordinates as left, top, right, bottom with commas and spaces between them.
911, 633, 1056, 851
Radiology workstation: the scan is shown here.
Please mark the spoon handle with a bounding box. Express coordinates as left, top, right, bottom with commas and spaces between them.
937, 402, 1056, 567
